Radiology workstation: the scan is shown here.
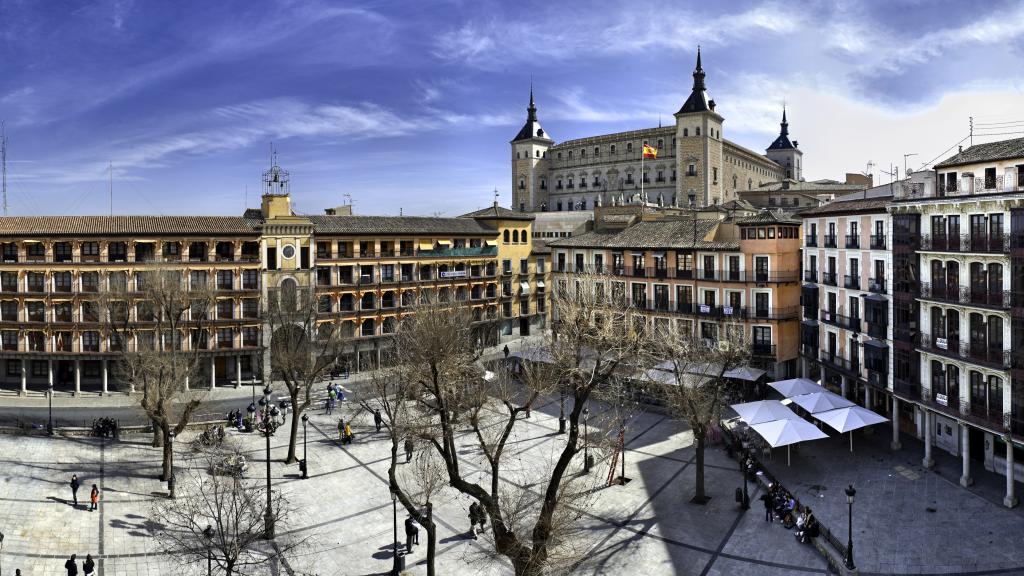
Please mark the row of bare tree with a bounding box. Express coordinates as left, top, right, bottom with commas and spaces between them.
101, 271, 752, 575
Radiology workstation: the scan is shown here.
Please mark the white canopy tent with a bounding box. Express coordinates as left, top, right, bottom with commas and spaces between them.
814, 405, 889, 452
723, 366, 766, 382
789, 391, 855, 414
730, 400, 802, 426
750, 418, 829, 465
768, 378, 823, 398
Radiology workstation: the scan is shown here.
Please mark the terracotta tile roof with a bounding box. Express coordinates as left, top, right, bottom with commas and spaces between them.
549, 219, 737, 250
309, 215, 495, 236
799, 196, 893, 216
0, 215, 260, 237
459, 204, 536, 221
935, 137, 1024, 168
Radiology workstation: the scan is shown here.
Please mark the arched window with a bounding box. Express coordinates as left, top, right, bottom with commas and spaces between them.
512, 230, 519, 243
610, 144, 616, 154
360, 292, 375, 310
280, 278, 297, 311
503, 230, 510, 243
361, 318, 375, 337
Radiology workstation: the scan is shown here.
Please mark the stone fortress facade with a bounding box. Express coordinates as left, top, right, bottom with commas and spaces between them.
511, 49, 804, 213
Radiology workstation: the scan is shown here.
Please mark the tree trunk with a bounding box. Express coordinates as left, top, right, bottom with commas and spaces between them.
225, 559, 234, 576
426, 524, 436, 576
151, 421, 162, 447
160, 430, 173, 481
284, 390, 301, 464
692, 432, 707, 504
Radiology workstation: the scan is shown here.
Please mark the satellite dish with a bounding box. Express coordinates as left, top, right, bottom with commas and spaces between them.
906, 168, 914, 176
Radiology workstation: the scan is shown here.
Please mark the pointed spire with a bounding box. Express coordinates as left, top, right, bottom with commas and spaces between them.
780, 105, 789, 137
526, 81, 537, 122
692, 45, 706, 92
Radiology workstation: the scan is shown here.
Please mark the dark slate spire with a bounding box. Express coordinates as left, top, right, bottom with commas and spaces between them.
676, 46, 713, 115
512, 83, 552, 143
767, 106, 796, 150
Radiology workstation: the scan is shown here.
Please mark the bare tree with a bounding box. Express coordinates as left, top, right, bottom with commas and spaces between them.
100, 268, 215, 489
153, 445, 302, 575
264, 283, 349, 464
654, 325, 751, 504
384, 274, 650, 576
360, 359, 444, 576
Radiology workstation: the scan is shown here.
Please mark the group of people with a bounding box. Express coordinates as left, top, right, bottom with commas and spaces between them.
63, 554, 96, 576
325, 382, 345, 414
467, 501, 488, 539
759, 482, 819, 544
69, 474, 100, 512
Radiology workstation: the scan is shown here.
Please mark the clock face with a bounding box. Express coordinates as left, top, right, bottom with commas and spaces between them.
282, 244, 296, 259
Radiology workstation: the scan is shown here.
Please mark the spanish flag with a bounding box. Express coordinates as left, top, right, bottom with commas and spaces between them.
642, 143, 658, 159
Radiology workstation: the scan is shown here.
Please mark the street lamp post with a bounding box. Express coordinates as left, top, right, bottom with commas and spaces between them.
391, 489, 401, 576
558, 388, 566, 434
167, 431, 176, 499
582, 407, 591, 473
47, 382, 54, 435
203, 524, 215, 576
739, 452, 750, 510
256, 386, 281, 539
844, 484, 856, 570
301, 413, 309, 479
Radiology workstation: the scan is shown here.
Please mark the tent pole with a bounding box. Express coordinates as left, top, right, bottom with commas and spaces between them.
849, 431, 853, 453
787, 445, 791, 466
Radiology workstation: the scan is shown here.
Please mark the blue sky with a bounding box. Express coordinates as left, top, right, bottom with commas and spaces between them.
2, 0, 1024, 217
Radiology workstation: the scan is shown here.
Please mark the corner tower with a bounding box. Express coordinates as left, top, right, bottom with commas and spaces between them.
766, 107, 803, 181
674, 47, 725, 207
511, 86, 553, 212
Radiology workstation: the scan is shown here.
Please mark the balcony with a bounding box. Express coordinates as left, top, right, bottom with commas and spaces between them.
869, 234, 886, 250
921, 233, 1010, 254
868, 277, 886, 294
693, 270, 799, 283
822, 271, 837, 286
752, 343, 776, 357
843, 274, 860, 290
800, 343, 818, 358
804, 270, 817, 283
866, 321, 886, 339
824, 235, 837, 248
820, 310, 860, 331
819, 352, 858, 375
805, 235, 818, 247
893, 378, 921, 400
845, 234, 860, 249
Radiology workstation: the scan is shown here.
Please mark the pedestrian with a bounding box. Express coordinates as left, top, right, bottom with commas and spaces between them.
404, 437, 414, 463
503, 344, 510, 359
89, 484, 99, 512
477, 503, 488, 532
338, 418, 345, 443
70, 474, 80, 507
404, 515, 419, 552
82, 554, 96, 576
373, 409, 383, 432
64, 554, 79, 576
327, 388, 336, 415
759, 484, 774, 523
468, 502, 480, 539
344, 422, 354, 445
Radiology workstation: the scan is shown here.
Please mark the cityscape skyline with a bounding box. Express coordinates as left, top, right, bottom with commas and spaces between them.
2, 0, 1024, 217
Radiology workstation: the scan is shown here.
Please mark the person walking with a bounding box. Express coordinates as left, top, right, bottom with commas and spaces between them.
70, 474, 80, 507
477, 502, 488, 533
327, 388, 336, 415
502, 344, 510, 360
344, 422, 353, 445
759, 486, 774, 523
337, 418, 345, 443
404, 437, 414, 463
404, 516, 419, 553
64, 554, 79, 576
468, 502, 480, 539
89, 484, 99, 512
82, 554, 96, 576
373, 409, 383, 433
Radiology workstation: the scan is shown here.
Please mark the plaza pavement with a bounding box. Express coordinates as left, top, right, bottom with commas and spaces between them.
0, 381, 1019, 575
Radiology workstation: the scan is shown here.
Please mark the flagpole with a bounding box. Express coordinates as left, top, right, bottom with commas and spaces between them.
641, 141, 644, 204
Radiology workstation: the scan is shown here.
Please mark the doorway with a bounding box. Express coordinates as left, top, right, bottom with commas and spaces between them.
519, 317, 530, 336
